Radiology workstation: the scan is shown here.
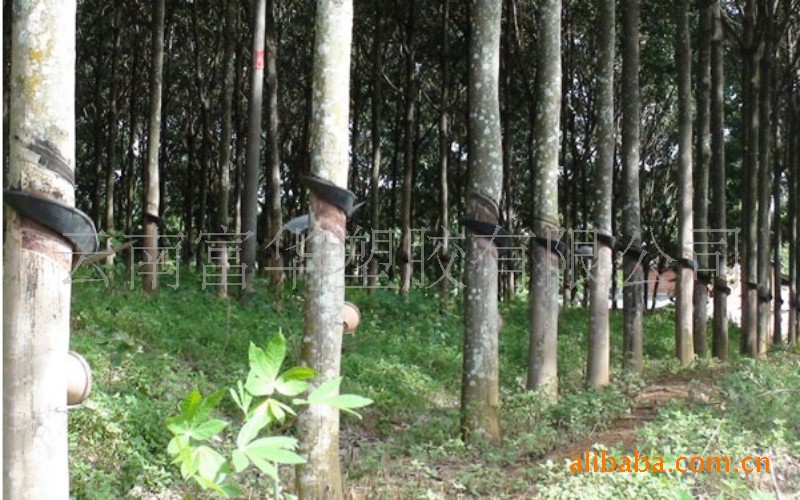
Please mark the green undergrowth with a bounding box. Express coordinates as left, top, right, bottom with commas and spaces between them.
67, 270, 796, 498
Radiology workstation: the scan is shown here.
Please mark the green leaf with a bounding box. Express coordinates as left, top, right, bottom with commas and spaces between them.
274, 378, 309, 397
280, 366, 317, 382
303, 377, 372, 418
245, 436, 306, 465
165, 416, 189, 436
318, 394, 373, 418
231, 449, 249, 473
167, 435, 189, 456
237, 403, 271, 449
230, 381, 253, 416
189, 419, 228, 441
306, 377, 343, 404
244, 334, 287, 396
196, 389, 226, 422
180, 391, 202, 420
193, 445, 227, 482
245, 453, 278, 481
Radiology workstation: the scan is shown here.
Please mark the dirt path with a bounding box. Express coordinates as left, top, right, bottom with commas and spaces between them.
549, 372, 718, 463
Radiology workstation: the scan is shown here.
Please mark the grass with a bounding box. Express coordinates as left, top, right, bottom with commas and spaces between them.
66, 269, 798, 498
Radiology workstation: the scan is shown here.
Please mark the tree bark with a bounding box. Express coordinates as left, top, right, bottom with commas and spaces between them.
265, 0, 284, 291
740, 0, 760, 357
143, 0, 166, 293
620, 0, 643, 373
527, 0, 562, 398
461, 0, 502, 445
4, 1, 77, 495
438, 0, 451, 308
242, 0, 266, 294
756, 30, 774, 354
693, 1, 711, 358
216, 0, 237, 298
399, 0, 417, 296
368, 0, 383, 292
674, 0, 694, 365
587, 0, 614, 388
294, 0, 353, 497
710, 0, 728, 360
105, 6, 122, 266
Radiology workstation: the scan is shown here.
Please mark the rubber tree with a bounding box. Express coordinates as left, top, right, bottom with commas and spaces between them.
4, 0, 77, 496
367, 0, 383, 292
265, 0, 284, 290
294, 0, 353, 496
586, 0, 615, 388
740, 0, 760, 356
693, 1, 712, 358
242, 0, 266, 295
674, 0, 694, 365
143, 0, 166, 292
461, 0, 503, 444
710, 0, 729, 360
398, 0, 417, 296
217, 0, 237, 299
620, 0, 644, 373
528, 0, 562, 398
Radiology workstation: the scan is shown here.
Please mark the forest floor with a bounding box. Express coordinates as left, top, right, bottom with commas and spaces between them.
67, 271, 800, 499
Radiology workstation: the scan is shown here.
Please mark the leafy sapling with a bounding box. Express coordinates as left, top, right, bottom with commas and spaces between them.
166, 330, 372, 498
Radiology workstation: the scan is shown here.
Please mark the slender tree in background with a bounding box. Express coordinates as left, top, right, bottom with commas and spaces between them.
461, 0, 502, 444
756, 5, 776, 354
620, 0, 644, 373
740, 0, 760, 356
242, 0, 266, 295
710, 0, 729, 360
789, 30, 798, 346
528, 0, 562, 397
105, 6, 122, 266
368, 0, 383, 292
4, 0, 77, 495
693, 1, 711, 358
216, 0, 236, 299
438, 0, 451, 309
143, 0, 166, 293
265, 0, 284, 290
674, 0, 694, 365
294, 0, 353, 496
587, 0, 614, 388
399, 0, 417, 296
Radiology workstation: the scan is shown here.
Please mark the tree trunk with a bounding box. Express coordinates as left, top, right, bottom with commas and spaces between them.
4, 1, 77, 495
710, 0, 728, 360
368, 0, 384, 292
788, 34, 798, 346
693, 2, 711, 358
527, 0, 562, 398
242, 0, 266, 294
125, 48, 140, 236
105, 6, 122, 266
620, 0, 644, 373
265, 0, 284, 291
756, 33, 774, 354
216, 0, 237, 298
740, 0, 760, 357
587, 0, 614, 388
438, 0, 451, 308
399, 0, 417, 296
461, 0, 502, 444
674, 0, 694, 365
772, 116, 781, 346
143, 0, 166, 293
294, 1, 352, 497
